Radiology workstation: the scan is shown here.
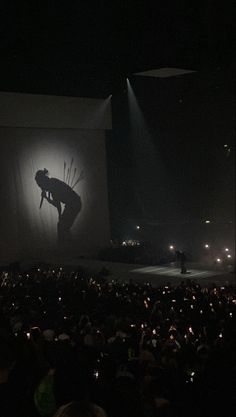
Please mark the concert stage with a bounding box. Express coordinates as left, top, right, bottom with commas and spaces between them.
70, 259, 235, 287
131, 265, 221, 278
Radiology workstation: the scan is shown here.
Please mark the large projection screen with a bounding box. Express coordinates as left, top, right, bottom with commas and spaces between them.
0, 93, 111, 263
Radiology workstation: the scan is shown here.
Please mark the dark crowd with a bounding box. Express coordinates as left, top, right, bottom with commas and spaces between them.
0, 267, 236, 417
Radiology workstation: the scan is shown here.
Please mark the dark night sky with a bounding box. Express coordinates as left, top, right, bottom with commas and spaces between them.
0, 2, 235, 242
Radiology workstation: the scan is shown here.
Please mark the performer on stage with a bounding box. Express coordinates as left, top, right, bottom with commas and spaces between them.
176, 250, 187, 274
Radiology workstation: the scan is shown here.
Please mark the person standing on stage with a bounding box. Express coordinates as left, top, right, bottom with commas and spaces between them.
176, 250, 187, 274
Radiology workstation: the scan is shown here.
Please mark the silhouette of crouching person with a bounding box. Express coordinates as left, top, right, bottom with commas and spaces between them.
35, 169, 81, 243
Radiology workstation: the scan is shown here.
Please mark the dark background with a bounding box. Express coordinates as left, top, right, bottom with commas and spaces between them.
0, 1, 235, 250
0, 2, 234, 96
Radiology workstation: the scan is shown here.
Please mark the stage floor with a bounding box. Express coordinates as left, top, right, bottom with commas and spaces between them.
131, 265, 221, 278
70, 259, 235, 287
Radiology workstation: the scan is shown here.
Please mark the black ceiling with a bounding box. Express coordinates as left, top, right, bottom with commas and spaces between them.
0, 1, 234, 97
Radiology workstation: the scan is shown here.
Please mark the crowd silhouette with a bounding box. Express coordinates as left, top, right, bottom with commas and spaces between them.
0, 267, 235, 417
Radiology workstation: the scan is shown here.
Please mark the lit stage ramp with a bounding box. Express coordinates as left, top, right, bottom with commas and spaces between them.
68, 259, 234, 287
129, 265, 233, 286
131, 265, 221, 279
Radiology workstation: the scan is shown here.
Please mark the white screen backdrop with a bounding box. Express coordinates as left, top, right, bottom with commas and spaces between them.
0, 127, 110, 262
